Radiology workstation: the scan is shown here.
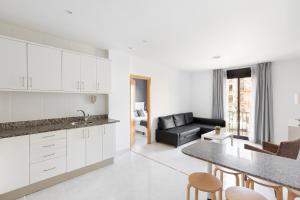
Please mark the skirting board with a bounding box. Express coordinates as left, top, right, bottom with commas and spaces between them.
0, 158, 114, 200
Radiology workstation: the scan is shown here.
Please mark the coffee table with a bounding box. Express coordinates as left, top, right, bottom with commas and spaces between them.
202, 130, 234, 146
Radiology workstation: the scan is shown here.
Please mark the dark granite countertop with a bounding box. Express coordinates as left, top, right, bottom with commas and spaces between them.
0, 115, 119, 139
182, 141, 300, 190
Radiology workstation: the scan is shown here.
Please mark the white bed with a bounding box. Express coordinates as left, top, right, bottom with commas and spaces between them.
133, 102, 147, 134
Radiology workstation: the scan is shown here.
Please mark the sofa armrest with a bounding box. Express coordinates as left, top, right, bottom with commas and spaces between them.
262, 141, 279, 153
244, 144, 276, 155
193, 117, 226, 127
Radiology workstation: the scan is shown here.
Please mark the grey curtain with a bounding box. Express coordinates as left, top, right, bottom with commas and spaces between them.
254, 62, 274, 144
212, 69, 224, 119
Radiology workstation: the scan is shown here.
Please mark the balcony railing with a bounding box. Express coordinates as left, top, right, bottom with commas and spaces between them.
227, 111, 250, 137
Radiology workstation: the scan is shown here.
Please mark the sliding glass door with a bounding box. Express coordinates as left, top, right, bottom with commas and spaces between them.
226, 68, 252, 139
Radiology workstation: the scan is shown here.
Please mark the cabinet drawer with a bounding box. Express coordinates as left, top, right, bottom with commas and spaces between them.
30, 138, 66, 154
31, 148, 66, 164
30, 156, 66, 184
30, 130, 66, 144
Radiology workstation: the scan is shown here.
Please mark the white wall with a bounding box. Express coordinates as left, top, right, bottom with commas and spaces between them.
108, 50, 131, 151
273, 58, 300, 143
130, 56, 192, 142
190, 70, 213, 118
0, 92, 108, 123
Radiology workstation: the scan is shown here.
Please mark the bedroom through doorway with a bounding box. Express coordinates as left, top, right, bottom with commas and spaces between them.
130, 75, 151, 149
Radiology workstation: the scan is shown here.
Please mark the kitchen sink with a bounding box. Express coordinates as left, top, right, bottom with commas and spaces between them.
70, 121, 94, 126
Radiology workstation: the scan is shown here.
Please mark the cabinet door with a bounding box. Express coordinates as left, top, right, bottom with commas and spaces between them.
0, 37, 27, 90
28, 44, 62, 91
81, 55, 97, 92
96, 58, 111, 93
103, 123, 116, 160
0, 135, 29, 194
62, 51, 81, 92
86, 126, 103, 165
67, 128, 86, 172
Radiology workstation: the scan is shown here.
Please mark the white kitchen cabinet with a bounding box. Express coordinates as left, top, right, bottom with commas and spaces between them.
62, 51, 81, 92
86, 126, 103, 165
28, 44, 62, 91
103, 123, 116, 160
96, 58, 111, 93
0, 135, 29, 194
80, 55, 97, 92
0, 37, 27, 90
67, 128, 86, 172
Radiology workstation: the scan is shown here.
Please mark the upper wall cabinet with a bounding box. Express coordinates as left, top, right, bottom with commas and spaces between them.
80, 55, 97, 92
28, 44, 62, 91
97, 58, 111, 93
0, 38, 27, 90
62, 51, 81, 92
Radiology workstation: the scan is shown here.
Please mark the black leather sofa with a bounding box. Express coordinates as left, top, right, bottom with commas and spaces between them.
156, 112, 226, 147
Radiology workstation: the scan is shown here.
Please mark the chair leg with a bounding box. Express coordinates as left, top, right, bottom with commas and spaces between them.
219, 189, 223, 200
235, 174, 240, 186
195, 188, 198, 200
274, 187, 283, 200
214, 168, 218, 176
245, 178, 250, 188
288, 190, 296, 200
186, 184, 191, 200
250, 180, 254, 190
211, 192, 216, 200
220, 171, 223, 185
241, 174, 245, 187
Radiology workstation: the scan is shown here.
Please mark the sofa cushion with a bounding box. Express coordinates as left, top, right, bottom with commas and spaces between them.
173, 114, 186, 127
158, 115, 176, 130
185, 112, 194, 124
164, 124, 201, 136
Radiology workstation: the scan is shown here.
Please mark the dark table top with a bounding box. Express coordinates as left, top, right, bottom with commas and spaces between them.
182, 141, 300, 190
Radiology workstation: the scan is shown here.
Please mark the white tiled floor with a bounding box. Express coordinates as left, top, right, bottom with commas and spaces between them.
19, 139, 293, 200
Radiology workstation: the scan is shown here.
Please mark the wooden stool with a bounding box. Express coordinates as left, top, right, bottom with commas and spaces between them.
214, 166, 244, 187
187, 172, 222, 200
288, 189, 300, 200
225, 186, 267, 200
245, 176, 283, 200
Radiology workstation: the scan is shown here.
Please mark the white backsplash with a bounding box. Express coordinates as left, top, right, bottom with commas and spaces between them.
0, 92, 108, 123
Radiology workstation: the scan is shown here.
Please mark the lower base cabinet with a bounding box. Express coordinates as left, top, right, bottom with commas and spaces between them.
0, 135, 29, 194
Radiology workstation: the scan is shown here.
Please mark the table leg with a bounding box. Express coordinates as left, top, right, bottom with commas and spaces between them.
230, 135, 233, 146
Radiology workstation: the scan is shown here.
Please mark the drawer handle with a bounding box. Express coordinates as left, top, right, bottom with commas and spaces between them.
42, 144, 55, 148
43, 153, 56, 158
42, 134, 55, 139
43, 167, 56, 172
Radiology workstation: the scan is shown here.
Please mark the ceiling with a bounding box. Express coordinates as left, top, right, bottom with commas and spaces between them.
0, 0, 299, 70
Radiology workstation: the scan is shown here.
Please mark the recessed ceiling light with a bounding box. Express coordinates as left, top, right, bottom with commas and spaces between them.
128, 47, 133, 50
213, 56, 221, 59
142, 40, 148, 43
65, 9, 73, 15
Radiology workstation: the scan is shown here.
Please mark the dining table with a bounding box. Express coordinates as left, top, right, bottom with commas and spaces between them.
182, 140, 300, 198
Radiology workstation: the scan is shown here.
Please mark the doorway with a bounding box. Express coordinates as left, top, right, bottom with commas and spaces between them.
226, 68, 252, 139
130, 75, 151, 148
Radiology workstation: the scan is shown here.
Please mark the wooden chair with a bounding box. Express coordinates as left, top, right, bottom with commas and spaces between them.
225, 186, 267, 200
214, 166, 244, 187
245, 175, 283, 200
187, 172, 222, 200
244, 139, 300, 200
288, 189, 300, 200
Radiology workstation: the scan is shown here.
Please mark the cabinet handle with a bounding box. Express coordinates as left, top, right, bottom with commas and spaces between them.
21, 76, 25, 87
43, 153, 56, 158
43, 167, 56, 172
82, 131, 85, 139
42, 134, 55, 139
29, 77, 32, 88
97, 82, 100, 90
77, 81, 80, 90
81, 81, 85, 90
42, 144, 55, 148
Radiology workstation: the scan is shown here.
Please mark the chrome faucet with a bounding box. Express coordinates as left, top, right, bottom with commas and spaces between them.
77, 110, 90, 122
